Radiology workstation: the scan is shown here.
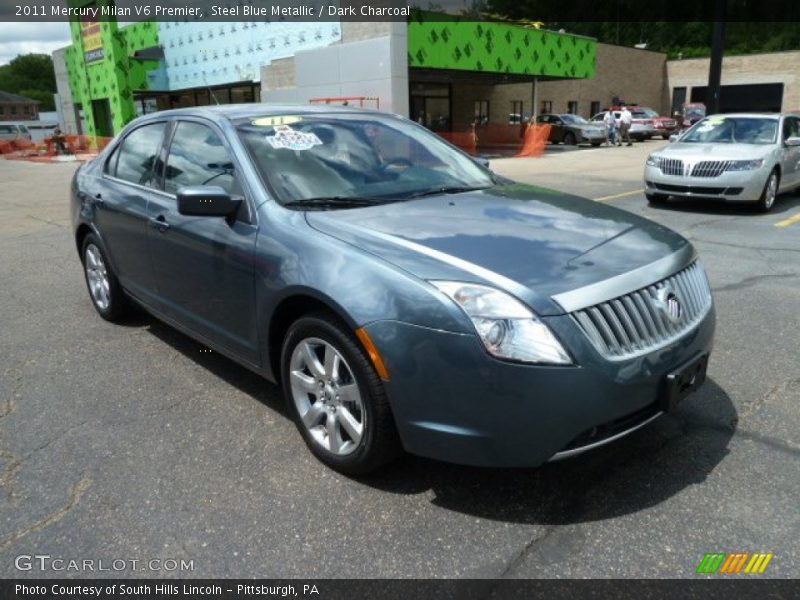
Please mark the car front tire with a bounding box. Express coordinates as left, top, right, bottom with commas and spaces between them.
280, 312, 401, 474
563, 132, 576, 146
755, 170, 779, 213
81, 233, 130, 321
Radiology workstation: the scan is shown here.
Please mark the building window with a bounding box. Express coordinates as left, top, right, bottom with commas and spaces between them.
540, 100, 552, 115
0, 106, 4, 115
11, 105, 17, 115
590, 101, 601, 116
474, 100, 489, 125
567, 101, 578, 114
510, 100, 524, 123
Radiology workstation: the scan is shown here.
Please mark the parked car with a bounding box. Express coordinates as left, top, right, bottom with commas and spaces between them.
644, 113, 800, 212
0, 121, 32, 142
625, 106, 678, 139
609, 106, 660, 139
679, 103, 707, 130
590, 112, 653, 141
72, 105, 715, 473
536, 113, 606, 146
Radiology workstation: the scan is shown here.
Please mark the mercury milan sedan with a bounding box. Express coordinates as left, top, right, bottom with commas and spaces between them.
71, 105, 715, 473
645, 113, 800, 212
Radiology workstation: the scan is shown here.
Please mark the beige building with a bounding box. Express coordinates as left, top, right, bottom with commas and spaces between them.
423, 42, 669, 128
534, 43, 669, 119
667, 50, 800, 114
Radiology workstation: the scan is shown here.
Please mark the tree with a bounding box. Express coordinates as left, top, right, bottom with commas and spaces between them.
0, 53, 57, 111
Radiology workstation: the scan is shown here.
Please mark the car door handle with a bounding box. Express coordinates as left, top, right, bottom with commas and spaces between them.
149, 215, 170, 232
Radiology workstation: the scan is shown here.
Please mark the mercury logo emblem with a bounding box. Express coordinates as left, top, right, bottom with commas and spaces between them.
653, 284, 682, 324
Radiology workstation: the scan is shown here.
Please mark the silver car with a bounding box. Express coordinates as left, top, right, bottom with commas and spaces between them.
644, 113, 800, 212
590, 112, 653, 142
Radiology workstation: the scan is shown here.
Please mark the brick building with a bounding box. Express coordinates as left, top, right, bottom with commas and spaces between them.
0, 91, 40, 121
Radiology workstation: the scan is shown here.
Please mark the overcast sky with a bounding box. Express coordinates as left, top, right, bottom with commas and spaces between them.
0, 22, 73, 65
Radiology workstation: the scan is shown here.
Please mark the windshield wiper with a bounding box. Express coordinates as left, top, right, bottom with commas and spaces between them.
283, 196, 384, 210
405, 185, 491, 199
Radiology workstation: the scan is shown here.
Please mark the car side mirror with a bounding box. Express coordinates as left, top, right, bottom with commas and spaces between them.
473, 156, 490, 169
785, 136, 800, 147
669, 134, 680, 143
176, 185, 241, 217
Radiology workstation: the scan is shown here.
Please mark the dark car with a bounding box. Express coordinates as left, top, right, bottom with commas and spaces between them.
537, 113, 607, 146
71, 105, 715, 474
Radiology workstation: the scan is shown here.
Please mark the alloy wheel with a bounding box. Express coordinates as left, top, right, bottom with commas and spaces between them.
289, 337, 365, 456
84, 244, 111, 311
764, 173, 777, 210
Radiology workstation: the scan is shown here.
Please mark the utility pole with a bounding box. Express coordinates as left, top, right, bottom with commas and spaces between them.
706, 0, 726, 115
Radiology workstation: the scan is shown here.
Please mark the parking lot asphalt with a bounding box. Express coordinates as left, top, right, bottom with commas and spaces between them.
0, 141, 798, 579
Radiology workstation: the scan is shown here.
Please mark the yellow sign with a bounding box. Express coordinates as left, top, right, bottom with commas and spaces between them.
80, 20, 104, 62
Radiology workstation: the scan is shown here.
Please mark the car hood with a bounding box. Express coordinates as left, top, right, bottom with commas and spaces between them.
659, 142, 774, 159
306, 184, 691, 315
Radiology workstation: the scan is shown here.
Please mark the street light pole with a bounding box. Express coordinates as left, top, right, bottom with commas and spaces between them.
707, 0, 726, 115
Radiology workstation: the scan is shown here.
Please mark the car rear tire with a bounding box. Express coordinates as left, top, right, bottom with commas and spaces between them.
646, 193, 668, 205
755, 170, 779, 213
591, 141, 602, 147
563, 132, 577, 146
662, 134, 671, 140
81, 233, 130, 321
281, 312, 401, 474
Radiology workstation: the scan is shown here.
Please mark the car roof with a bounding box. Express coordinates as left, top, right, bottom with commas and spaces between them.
699, 113, 782, 119
135, 103, 385, 124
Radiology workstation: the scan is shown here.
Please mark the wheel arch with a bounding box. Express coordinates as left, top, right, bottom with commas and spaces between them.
266, 290, 359, 383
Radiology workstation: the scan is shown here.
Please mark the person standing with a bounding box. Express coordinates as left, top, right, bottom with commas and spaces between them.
619, 106, 633, 146
603, 109, 617, 146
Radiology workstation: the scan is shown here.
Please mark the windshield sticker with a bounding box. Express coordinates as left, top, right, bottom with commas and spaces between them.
252, 116, 301, 127
265, 125, 323, 151
706, 116, 726, 125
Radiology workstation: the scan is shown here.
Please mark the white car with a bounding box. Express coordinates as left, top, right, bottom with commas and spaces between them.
0, 121, 32, 142
644, 113, 800, 212
590, 112, 653, 142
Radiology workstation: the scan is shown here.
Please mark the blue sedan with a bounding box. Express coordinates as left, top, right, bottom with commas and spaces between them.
71, 105, 715, 473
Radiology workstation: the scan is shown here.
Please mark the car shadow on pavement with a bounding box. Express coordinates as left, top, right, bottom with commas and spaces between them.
649, 191, 800, 216
141, 316, 289, 418
363, 378, 736, 526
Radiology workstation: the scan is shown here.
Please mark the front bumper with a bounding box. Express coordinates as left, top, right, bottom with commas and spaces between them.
580, 131, 606, 143
644, 165, 770, 201
364, 305, 715, 468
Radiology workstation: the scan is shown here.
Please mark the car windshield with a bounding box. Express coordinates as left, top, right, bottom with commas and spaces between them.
237, 113, 494, 205
561, 114, 589, 125
685, 107, 706, 119
680, 117, 778, 144
635, 108, 659, 118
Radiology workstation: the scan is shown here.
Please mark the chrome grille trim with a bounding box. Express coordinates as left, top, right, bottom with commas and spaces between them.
660, 158, 683, 176
571, 261, 712, 361
691, 160, 730, 178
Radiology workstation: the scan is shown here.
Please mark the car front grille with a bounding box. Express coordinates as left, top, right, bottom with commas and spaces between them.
571, 261, 712, 361
691, 160, 730, 178
659, 158, 683, 176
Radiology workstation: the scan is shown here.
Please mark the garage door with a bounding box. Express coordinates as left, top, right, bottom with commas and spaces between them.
690, 83, 784, 113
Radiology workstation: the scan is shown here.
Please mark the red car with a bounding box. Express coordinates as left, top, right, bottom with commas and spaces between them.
611, 105, 677, 139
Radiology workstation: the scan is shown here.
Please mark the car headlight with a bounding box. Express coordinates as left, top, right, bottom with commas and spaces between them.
725, 159, 765, 171
646, 154, 663, 167
431, 281, 572, 365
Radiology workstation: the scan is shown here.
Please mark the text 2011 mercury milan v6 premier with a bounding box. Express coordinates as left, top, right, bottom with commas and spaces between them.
71, 105, 715, 474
